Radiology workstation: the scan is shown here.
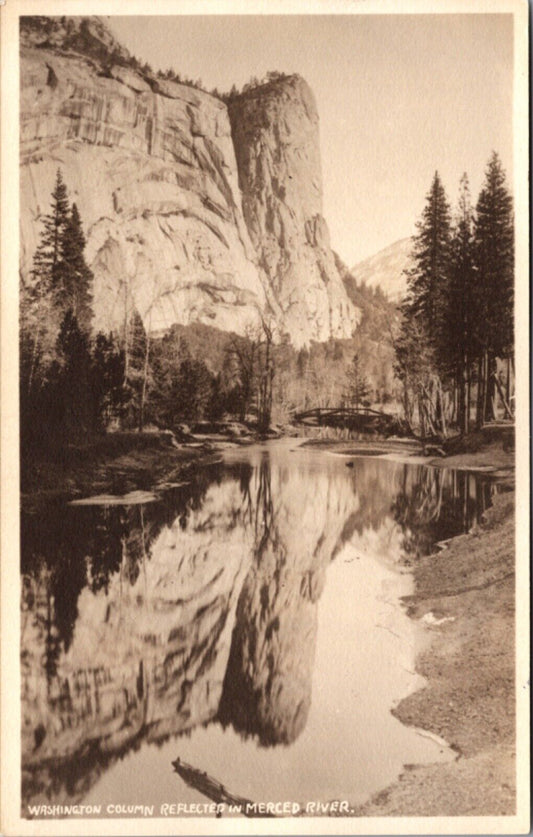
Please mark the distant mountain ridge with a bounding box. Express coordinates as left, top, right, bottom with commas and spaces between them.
351, 238, 413, 302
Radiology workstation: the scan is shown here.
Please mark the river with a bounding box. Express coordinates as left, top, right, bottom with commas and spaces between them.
20, 440, 501, 817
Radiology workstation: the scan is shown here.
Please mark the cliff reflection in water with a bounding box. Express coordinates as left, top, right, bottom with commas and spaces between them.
20, 451, 500, 808
218, 459, 335, 747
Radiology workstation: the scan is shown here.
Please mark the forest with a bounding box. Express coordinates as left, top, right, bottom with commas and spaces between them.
19, 152, 513, 459
394, 152, 514, 437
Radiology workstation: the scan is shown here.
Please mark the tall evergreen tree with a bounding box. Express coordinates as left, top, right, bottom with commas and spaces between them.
474, 152, 514, 360
396, 172, 452, 436
55, 310, 93, 440
21, 169, 71, 401
122, 308, 152, 430
446, 174, 476, 431
61, 202, 94, 334
473, 152, 514, 423
403, 171, 452, 343
30, 168, 70, 299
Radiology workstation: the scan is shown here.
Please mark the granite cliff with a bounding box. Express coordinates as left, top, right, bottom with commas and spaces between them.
19, 16, 359, 346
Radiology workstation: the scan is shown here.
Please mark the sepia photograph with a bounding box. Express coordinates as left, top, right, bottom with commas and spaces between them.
1, 0, 529, 834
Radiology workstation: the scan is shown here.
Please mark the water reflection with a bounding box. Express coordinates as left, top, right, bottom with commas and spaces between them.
392, 466, 497, 561
20, 448, 500, 810
218, 460, 331, 746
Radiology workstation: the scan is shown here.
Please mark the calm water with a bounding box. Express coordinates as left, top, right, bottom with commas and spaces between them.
21, 441, 500, 817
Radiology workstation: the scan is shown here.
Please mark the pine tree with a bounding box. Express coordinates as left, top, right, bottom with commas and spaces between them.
403, 172, 451, 340
61, 202, 94, 334
122, 308, 152, 430
344, 352, 371, 409
55, 310, 93, 440
21, 169, 71, 400
91, 332, 125, 430
474, 152, 514, 357
396, 172, 452, 436
447, 174, 476, 431
473, 152, 514, 423
31, 168, 70, 299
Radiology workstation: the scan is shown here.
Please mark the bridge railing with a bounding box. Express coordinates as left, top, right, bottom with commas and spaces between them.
292, 405, 394, 422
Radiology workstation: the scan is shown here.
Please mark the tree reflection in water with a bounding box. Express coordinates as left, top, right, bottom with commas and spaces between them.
21, 466, 226, 672
391, 466, 500, 562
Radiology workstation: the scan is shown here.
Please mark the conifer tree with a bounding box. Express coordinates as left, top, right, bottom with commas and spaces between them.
474, 152, 514, 357
404, 171, 452, 343
344, 352, 371, 409
122, 308, 151, 430
446, 174, 476, 431
473, 152, 514, 423
396, 172, 452, 435
30, 168, 70, 299
61, 202, 94, 334
91, 332, 125, 430
55, 310, 93, 440
21, 169, 71, 400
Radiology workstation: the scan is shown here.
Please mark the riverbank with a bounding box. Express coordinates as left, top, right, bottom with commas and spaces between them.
20, 423, 284, 511
302, 423, 515, 477
20, 432, 221, 511
355, 488, 516, 816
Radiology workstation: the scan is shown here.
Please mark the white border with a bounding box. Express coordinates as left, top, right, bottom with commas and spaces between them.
1, 0, 529, 834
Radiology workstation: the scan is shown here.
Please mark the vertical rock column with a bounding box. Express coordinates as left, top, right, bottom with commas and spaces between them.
229, 75, 359, 346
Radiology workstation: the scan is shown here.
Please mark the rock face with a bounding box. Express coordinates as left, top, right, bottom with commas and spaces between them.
229, 77, 359, 344
19, 17, 359, 346
352, 238, 414, 302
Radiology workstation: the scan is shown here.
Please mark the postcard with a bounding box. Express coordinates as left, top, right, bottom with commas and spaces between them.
1, 0, 529, 834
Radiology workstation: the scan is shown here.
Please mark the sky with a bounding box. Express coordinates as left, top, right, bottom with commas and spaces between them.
107, 14, 513, 266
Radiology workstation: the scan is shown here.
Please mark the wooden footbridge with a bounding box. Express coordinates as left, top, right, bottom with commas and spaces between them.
291, 405, 407, 435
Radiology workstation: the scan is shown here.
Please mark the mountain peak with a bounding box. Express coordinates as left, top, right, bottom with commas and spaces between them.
351, 238, 413, 302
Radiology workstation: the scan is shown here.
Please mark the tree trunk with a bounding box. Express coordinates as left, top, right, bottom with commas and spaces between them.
505, 356, 513, 412
122, 282, 130, 387
484, 353, 497, 422
456, 363, 465, 434
138, 331, 151, 432
464, 360, 471, 434
476, 354, 485, 429
493, 371, 514, 420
